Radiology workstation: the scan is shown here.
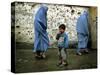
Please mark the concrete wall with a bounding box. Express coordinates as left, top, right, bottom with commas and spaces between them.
11, 2, 97, 48
89, 7, 97, 49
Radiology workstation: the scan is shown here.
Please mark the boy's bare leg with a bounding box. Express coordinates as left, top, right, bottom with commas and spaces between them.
57, 48, 62, 66
59, 49, 68, 67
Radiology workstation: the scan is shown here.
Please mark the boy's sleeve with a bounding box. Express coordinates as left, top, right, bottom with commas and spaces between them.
56, 33, 60, 40
64, 34, 68, 48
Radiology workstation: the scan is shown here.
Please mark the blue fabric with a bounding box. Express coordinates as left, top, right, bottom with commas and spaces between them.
76, 11, 89, 52
77, 33, 88, 52
76, 11, 89, 35
33, 6, 49, 52
57, 32, 68, 48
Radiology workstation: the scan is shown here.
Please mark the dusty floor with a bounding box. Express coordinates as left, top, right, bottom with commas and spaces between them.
15, 48, 97, 73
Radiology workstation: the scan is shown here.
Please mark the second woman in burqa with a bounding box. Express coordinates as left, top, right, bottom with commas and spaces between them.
76, 11, 89, 55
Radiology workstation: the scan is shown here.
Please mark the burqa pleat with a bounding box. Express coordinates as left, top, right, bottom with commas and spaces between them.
33, 6, 49, 52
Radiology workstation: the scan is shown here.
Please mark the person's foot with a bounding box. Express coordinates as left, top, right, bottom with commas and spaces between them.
40, 52, 46, 59
41, 54, 46, 59
57, 62, 62, 66
62, 61, 68, 66
84, 49, 89, 54
58, 63, 68, 67
35, 55, 42, 59
76, 52, 82, 56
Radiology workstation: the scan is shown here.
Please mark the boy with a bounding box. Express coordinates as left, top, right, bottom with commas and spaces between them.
56, 24, 68, 67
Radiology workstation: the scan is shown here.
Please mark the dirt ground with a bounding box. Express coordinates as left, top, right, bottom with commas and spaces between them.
15, 48, 97, 73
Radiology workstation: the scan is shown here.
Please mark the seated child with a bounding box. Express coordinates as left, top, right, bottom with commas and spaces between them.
56, 24, 69, 67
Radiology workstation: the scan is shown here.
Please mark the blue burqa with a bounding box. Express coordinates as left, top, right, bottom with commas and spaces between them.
76, 11, 89, 52
33, 6, 49, 52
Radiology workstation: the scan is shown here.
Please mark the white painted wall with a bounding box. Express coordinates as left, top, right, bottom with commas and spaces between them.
14, 2, 88, 45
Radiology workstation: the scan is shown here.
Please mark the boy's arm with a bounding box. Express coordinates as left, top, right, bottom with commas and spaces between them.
56, 33, 60, 40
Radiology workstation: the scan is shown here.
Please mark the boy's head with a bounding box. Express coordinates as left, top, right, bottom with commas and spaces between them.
59, 24, 66, 33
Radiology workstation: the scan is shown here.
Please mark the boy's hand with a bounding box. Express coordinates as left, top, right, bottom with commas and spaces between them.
49, 43, 51, 46
49, 42, 52, 46
56, 33, 60, 40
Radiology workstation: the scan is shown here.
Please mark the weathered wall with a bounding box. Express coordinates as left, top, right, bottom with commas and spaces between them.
14, 2, 89, 47
12, 2, 97, 49
89, 7, 97, 49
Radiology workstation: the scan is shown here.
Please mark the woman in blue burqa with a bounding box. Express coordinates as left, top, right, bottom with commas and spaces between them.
33, 5, 49, 58
76, 11, 89, 55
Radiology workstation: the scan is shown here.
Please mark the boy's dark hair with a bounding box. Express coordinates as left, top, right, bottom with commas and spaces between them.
59, 24, 66, 30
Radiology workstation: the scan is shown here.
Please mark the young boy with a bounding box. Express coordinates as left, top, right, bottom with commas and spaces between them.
56, 24, 68, 67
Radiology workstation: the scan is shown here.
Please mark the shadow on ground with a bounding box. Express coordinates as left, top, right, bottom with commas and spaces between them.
15, 48, 97, 73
